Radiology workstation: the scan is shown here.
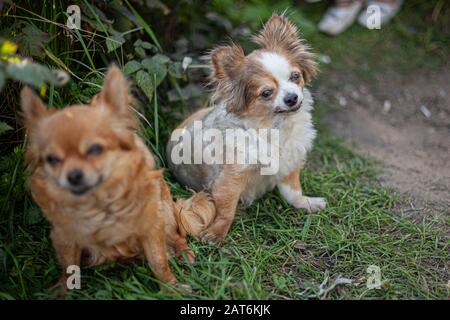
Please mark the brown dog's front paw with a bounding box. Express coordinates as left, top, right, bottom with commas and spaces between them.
185, 250, 196, 264
177, 248, 196, 264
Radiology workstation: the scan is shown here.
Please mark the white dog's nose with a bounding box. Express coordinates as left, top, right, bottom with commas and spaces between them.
283, 93, 298, 107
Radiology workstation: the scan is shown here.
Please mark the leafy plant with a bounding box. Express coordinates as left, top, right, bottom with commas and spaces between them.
0, 39, 64, 92
125, 48, 185, 102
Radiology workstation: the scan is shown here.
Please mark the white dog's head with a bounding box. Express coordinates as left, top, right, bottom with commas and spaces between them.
209, 14, 317, 118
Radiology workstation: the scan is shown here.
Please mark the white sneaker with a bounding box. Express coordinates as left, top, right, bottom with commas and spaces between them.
318, 1, 364, 36
358, 0, 403, 28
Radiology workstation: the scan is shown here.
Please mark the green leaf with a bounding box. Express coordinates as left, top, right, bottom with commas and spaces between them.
168, 62, 183, 78
141, 57, 167, 86
16, 24, 50, 58
135, 70, 154, 102
140, 41, 155, 50
106, 31, 125, 53
135, 47, 146, 59
0, 121, 13, 136
134, 39, 154, 50
6, 62, 56, 88
123, 60, 141, 75
152, 54, 171, 65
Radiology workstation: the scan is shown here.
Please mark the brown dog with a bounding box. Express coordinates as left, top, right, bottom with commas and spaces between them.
21, 66, 213, 296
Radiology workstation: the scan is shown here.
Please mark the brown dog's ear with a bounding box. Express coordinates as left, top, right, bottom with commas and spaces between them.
96, 66, 138, 142
21, 87, 48, 127
210, 44, 245, 82
97, 65, 131, 115
253, 14, 318, 83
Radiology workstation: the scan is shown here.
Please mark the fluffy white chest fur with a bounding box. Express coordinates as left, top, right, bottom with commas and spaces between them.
239, 88, 316, 204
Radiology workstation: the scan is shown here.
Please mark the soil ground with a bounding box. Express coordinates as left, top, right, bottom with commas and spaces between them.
319, 65, 449, 218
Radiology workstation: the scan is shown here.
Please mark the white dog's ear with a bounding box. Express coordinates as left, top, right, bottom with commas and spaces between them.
253, 14, 318, 83
210, 44, 245, 82
209, 44, 247, 113
21, 87, 48, 127
97, 65, 131, 115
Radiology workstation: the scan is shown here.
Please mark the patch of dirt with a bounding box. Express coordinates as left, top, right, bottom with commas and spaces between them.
319, 66, 449, 216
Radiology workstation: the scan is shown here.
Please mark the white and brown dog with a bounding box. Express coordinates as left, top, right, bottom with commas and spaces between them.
167, 14, 326, 243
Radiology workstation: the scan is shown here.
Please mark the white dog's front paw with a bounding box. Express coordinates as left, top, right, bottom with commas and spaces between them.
292, 196, 326, 213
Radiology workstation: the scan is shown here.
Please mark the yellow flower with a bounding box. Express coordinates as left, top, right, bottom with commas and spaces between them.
40, 84, 47, 97
0, 40, 18, 57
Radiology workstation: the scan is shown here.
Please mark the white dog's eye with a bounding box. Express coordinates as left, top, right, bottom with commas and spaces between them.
290, 71, 301, 82
261, 89, 273, 99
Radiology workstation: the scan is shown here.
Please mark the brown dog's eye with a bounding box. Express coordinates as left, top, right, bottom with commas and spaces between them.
46, 154, 61, 166
261, 89, 273, 99
86, 144, 103, 156
290, 71, 301, 82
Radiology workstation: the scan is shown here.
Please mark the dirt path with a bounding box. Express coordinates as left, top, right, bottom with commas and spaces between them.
319, 66, 449, 216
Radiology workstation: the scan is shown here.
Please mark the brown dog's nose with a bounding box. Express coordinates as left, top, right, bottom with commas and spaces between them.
67, 169, 84, 186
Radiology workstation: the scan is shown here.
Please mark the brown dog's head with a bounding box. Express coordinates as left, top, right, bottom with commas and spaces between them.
209, 14, 317, 117
21, 66, 138, 196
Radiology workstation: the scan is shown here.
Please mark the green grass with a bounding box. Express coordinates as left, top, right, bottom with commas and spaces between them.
0, 0, 449, 300
0, 112, 448, 299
